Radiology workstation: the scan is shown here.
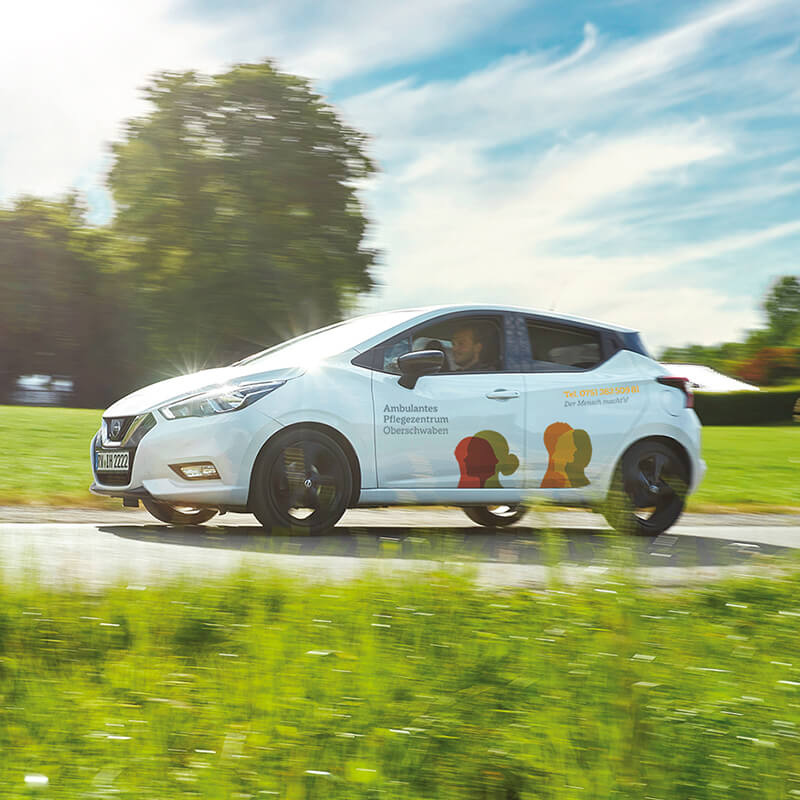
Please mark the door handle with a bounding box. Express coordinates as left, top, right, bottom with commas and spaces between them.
486, 389, 520, 400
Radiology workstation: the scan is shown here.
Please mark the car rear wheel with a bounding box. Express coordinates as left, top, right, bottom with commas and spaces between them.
250, 429, 352, 534
462, 504, 527, 528
142, 498, 218, 525
602, 440, 689, 535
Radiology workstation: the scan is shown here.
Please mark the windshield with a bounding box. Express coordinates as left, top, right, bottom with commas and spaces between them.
233, 309, 424, 369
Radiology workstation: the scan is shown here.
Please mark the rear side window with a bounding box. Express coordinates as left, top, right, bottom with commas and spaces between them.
526, 321, 602, 371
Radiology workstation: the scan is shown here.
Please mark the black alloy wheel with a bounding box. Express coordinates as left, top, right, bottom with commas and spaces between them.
462, 504, 527, 528
142, 498, 218, 525
251, 429, 352, 533
602, 440, 689, 535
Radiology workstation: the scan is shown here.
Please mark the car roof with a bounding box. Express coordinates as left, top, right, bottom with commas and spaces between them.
345, 303, 641, 358
375, 304, 638, 334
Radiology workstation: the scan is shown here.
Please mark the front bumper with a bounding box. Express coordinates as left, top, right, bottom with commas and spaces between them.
91, 405, 284, 508
90, 483, 153, 506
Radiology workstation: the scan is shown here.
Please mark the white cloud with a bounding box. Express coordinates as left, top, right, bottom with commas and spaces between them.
213, 0, 529, 82
342, 0, 798, 163
665, 219, 800, 265
0, 0, 227, 199
353, 125, 733, 343
0, 0, 531, 201
586, 0, 790, 92
526, 126, 728, 223
344, 0, 800, 348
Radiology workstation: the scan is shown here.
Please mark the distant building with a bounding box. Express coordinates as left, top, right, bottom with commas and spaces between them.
661, 364, 759, 393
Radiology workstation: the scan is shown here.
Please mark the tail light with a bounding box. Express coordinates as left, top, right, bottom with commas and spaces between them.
656, 376, 694, 408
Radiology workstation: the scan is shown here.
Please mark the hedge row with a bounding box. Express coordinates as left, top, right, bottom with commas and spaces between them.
693, 386, 800, 425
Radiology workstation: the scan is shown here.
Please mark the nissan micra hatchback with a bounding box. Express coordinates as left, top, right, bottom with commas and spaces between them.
91, 305, 704, 534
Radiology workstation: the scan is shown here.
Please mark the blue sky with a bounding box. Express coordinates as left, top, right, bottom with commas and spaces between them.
2, 0, 800, 350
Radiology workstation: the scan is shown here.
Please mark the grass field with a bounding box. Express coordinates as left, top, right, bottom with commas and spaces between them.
0, 406, 106, 506
0, 405, 797, 511
2, 563, 800, 797
689, 425, 800, 512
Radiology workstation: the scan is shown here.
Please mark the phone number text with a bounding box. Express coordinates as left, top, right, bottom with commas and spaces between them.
563, 384, 640, 399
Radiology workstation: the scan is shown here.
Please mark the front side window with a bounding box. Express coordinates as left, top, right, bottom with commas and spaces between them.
382, 339, 413, 373
379, 315, 505, 374
526, 321, 602, 371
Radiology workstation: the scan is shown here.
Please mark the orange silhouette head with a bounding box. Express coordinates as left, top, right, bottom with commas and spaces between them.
543, 421, 572, 455
541, 422, 574, 488
541, 422, 593, 488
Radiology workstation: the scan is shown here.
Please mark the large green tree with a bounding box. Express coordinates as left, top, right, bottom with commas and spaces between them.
109, 61, 378, 372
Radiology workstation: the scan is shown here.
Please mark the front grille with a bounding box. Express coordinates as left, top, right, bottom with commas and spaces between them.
92, 434, 134, 488
105, 416, 136, 443
96, 472, 131, 487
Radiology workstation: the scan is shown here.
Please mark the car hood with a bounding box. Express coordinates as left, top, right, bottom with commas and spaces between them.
104, 364, 305, 417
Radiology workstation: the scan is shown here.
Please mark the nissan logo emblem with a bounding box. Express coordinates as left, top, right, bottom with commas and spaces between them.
111, 420, 122, 438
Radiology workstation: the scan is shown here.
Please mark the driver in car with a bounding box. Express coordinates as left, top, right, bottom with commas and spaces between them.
451, 323, 493, 371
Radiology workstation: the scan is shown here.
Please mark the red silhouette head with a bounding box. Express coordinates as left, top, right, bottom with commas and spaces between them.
455, 436, 499, 488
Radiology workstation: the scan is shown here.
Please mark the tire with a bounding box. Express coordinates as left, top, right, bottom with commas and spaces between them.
462, 504, 527, 528
142, 498, 218, 525
250, 428, 353, 534
602, 440, 689, 536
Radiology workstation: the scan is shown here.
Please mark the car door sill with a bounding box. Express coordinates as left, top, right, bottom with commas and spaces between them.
358, 489, 526, 505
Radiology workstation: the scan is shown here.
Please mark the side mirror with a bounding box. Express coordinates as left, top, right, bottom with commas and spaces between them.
397, 350, 444, 390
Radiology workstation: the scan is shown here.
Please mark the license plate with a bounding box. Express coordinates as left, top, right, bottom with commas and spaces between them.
96, 450, 129, 472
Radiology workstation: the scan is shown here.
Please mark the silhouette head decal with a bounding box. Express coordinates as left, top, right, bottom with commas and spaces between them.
473, 429, 519, 488
565, 428, 592, 488
455, 430, 519, 488
540, 422, 592, 488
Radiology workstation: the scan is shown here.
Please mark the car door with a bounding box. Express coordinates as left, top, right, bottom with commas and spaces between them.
518, 315, 645, 497
369, 313, 526, 490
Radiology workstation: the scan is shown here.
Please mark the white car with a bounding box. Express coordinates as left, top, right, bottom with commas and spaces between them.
91, 305, 704, 534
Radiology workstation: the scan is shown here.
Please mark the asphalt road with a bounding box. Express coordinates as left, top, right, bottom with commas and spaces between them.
2, 506, 798, 589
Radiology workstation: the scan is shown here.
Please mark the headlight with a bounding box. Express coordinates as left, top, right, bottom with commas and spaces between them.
159, 381, 286, 420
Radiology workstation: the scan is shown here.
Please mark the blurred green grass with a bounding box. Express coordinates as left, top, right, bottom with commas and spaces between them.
687, 425, 800, 512
0, 405, 110, 506
2, 563, 800, 797
0, 405, 797, 511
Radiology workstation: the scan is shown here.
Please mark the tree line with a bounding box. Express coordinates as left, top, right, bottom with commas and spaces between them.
0, 61, 377, 407
660, 276, 800, 385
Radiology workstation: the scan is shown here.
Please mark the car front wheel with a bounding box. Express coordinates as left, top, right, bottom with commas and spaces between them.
462, 504, 527, 528
142, 498, 218, 525
602, 440, 689, 535
250, 429, 353, 534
